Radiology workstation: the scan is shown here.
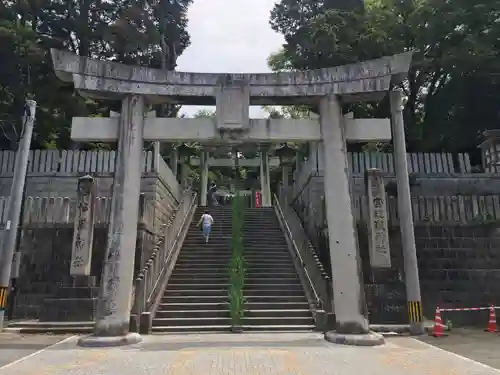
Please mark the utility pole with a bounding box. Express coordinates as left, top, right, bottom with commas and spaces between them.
0, 100, 36, 329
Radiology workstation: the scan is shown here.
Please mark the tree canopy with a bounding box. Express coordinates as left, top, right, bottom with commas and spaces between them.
0, 0, 192, 149
270, 0, 500, 156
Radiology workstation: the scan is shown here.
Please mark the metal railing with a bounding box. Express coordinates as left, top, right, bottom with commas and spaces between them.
131, 187, 197, 331
273, 191, 333, 314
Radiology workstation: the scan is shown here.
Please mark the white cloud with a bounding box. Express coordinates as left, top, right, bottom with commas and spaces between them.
176, 0, 285, 117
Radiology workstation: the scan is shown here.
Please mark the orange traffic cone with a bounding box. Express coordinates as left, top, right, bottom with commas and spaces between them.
485, 305, 497, 333
432, 306, 447, 337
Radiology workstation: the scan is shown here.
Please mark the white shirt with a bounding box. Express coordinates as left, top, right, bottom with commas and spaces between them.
201, 214, 214, 226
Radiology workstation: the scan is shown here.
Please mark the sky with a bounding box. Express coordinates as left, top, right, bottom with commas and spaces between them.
176, 0, 285, 118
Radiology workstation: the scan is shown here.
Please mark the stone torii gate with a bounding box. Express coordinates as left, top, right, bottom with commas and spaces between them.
50, 49, 423, 346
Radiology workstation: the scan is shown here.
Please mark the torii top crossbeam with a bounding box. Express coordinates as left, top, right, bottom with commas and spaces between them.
51, 49, 412, 106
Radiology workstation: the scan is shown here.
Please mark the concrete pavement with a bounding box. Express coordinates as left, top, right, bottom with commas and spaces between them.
1, 332, 500, 375
0, 332, 71, 368
419, 328, 500, 370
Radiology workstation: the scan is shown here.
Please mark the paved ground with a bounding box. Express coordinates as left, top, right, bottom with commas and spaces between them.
419, 328, 500, 370
1, 332, 500, 375
0, 332, 70, 368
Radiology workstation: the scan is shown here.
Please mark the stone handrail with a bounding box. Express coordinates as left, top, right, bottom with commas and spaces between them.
273, 192, 333, 316
131, 187, 197, 333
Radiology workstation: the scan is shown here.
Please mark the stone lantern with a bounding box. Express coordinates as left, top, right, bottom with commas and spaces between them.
275, 143, 296, 188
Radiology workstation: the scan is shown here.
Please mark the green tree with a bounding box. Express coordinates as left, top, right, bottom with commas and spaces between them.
269, 0, 500, 153
0, 0, 192, 150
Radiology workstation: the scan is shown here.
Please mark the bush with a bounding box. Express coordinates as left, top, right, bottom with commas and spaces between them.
229, 192, 245, 328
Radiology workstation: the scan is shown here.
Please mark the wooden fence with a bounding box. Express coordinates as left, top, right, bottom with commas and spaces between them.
0, 149, 158, 174
348, 152, 472, 175
0, 149, 180, 200
0, 150, 473, 175
291, 151, 475, 204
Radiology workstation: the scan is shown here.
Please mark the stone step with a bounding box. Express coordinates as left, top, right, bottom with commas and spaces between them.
168, 274, 300, 282
155, 309, 230, 319
158, 302, 228, 311
244, 266, 297, 272
243, 289, 304, 296
161, 295, 229, 304
171, 268, 229, 274
244, 295, 307, 303
245, 309, 312, 318
173, 266, 297, 273
184, 238, 286, 241
172, 266, 231, 271
244, 269, 298, 275
179, 248, 233, 253
175, 259, 293, 266
167, 277, 230, 284
152, 316, 314, 328
166, 283, 303, 291
164, 289, 228, 297
179, 253, 290, 258
167, 283, 229, 290
176, 256, 290, 262
245, 302, 310, 310
152, 325, 232, 333
241, 317, 314, 326
242, 325, 315, 332
153, 317, 231, 327
174, 263, 230, 269
242, 225, 281, 228
157, 301, 310, 311
151, 324, 314, 333
243, 259, 295, 264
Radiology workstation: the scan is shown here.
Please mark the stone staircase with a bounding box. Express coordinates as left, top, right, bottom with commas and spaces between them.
243, 208, 314, 331
152, 205, 314, 332
153, 206, 233, 332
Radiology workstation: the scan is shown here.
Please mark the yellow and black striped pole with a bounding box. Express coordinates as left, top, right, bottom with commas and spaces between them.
408, 300, 423, 324
0, 286, 8, 311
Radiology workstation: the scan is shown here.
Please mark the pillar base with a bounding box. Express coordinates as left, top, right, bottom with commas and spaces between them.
409, 322, 425, 336
324, 330, 385, 346
77, 332, 142, 348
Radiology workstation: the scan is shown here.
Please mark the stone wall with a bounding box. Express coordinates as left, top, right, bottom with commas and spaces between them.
11, 172, 178, 319
414, 224, 500, 326
0, 172, 176, 198
355, 224, 500, 326
304, 174, 500, 199
14, 227, 108, 318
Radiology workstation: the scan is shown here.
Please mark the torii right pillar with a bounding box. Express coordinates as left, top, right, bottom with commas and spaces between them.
320, 95, 384, 346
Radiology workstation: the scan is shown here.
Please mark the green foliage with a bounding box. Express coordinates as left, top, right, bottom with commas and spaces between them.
228, 192, 246, 327
0, 0, 192, 150
445, 319, 453, 331
193, 109, 216, 118
269, 0, 500, 153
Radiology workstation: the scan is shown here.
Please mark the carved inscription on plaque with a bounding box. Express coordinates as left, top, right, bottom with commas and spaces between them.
70, 175, 96, 276
215, 77, 250, 132
365, 168, 391, 268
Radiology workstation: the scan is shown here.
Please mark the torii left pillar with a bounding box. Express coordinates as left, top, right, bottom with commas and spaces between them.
78, 95, 145, 347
